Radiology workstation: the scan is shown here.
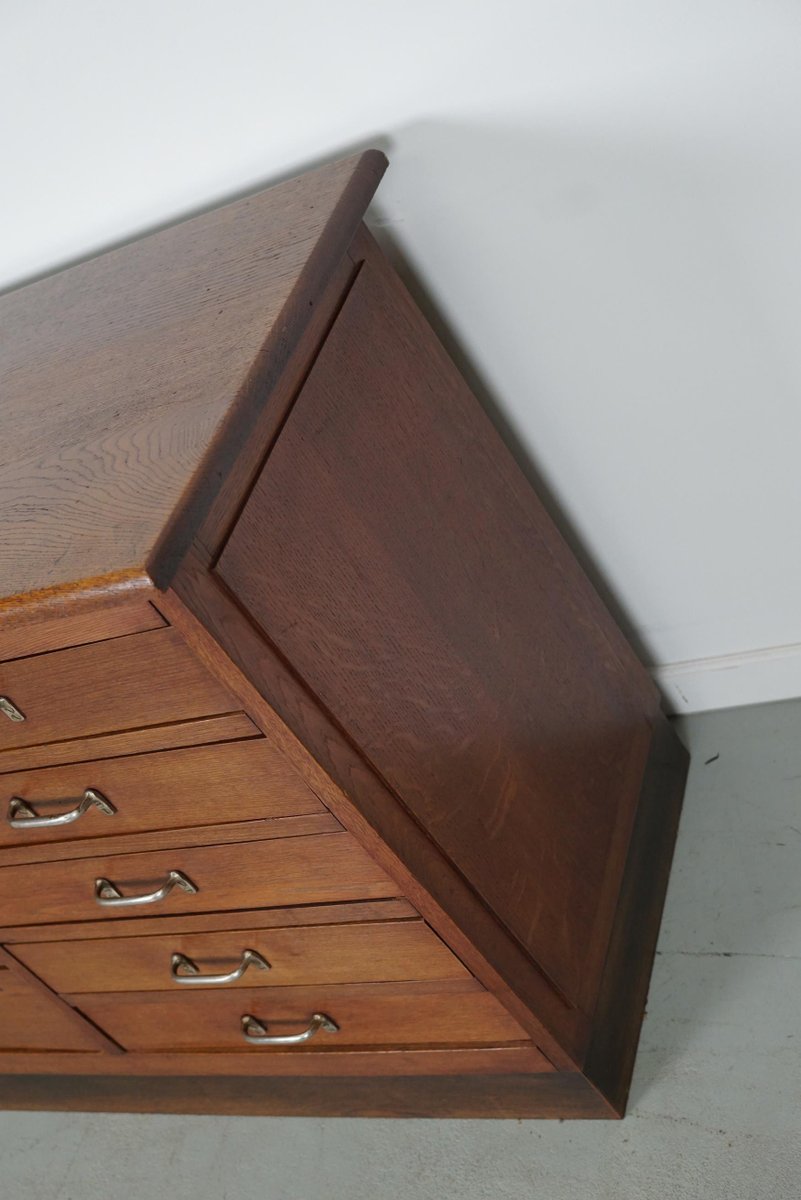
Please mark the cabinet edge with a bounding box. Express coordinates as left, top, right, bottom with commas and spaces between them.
0, 1068, 615, 1119
582, 715, 689, 1114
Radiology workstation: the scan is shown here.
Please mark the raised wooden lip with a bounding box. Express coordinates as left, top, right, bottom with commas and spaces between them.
0, 570, 155, 627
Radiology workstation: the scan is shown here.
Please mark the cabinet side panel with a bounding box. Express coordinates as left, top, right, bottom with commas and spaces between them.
217, 259, 660, 1012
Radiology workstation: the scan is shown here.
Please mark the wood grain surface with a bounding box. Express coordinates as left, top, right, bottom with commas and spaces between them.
0, 152, 687, 1116
196, 253, 359, 558
0, 152, 385, 606
15, 917, 467, 994
0, 1068, 614, 1116
0, 628, 236, 753
0, 899, 417, 944
0, 712, 259, 776
0, 595, 165, 662
583, 715, 689, 1114
0, 953, 104, 1053
0, 813, 341, 871
71, 979, 528, 1052
163, 570, 581, 1064
0, 736, 322, 851
0, 1047, 560, 1087
218, 255, 660, 1014
0, 831, 397, 927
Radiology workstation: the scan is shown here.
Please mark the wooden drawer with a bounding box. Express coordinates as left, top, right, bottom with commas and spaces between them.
72, 981, 528, 1051
0, 832, 397, 927
0, 597, 166, 664
0, 628, 235, 753
0, 738, 323, 850
0, 964, 100, 1052
14, 917, 468, 993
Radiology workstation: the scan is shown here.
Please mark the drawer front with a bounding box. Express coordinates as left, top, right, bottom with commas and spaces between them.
0, 597, 166, 664
72, 982, 528, 1051
15, 918, 468, 993
0, 738, 323, 849
0, 965, 100, 1052
0, 833, 397, 927
0, 628, 235, 753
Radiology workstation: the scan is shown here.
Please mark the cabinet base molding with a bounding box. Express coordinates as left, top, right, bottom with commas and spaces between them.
0, 1071, 614, 1120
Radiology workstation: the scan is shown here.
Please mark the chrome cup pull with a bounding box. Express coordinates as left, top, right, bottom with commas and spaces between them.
8, 789, 116, 830
95, 869, 197, 908
241, 1012, 339, 1046
0, 697, 25, 723
171, 949, 271, 986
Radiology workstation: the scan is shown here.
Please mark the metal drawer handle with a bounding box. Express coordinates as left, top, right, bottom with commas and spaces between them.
95, 869, 198, 907
8, 789, 116, 829
241, 1013, 339, 1046
0, 697, 25, 723
171, 949, 271, 986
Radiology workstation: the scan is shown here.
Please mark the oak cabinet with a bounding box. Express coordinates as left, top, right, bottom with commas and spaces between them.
0, 151, 687, 1117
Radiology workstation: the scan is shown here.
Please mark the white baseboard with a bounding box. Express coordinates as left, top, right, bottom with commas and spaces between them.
653, 641, 801, 714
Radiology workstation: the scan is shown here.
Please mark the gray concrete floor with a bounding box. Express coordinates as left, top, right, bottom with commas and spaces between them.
1, 700, 800, 1199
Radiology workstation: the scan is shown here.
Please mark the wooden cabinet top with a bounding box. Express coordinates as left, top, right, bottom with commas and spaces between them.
0, 151, 386, 609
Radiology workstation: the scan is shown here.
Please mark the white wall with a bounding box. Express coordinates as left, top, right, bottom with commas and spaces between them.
3, 1, 800, 712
